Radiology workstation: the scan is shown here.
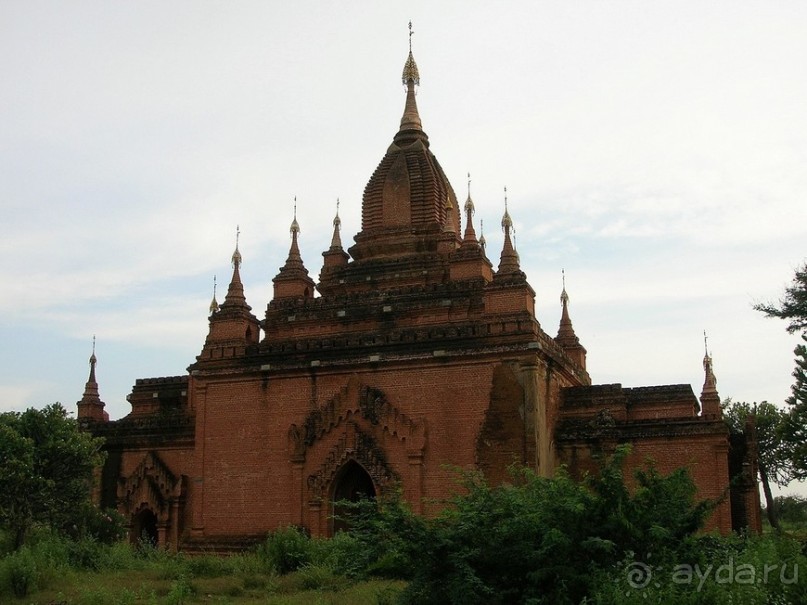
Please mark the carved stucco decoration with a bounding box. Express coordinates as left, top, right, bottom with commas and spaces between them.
306, 421, 400, 501
287, 376, 427, 463
118, 450, 185, 522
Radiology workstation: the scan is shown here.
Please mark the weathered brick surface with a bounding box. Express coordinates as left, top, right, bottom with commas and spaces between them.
79, 47, 760, 548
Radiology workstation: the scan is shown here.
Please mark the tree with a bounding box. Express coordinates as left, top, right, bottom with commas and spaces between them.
0, 424, 39, 549
754, 262, 807, 334
722, 399, 791, 529
782, 335, 807, 479
755, 262, 807, 481
0, 403, 105, 549
347, 447, 712, 605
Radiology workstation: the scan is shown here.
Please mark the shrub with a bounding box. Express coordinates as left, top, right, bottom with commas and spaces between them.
343, 449, 719, 605
0, 546, 40, 598
66, 536, 104, 570
76, 505, 127, 545
257, 526, 313, 574
165, 573, 196, 605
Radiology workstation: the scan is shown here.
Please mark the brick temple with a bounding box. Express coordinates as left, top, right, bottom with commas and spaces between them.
77, 42, 761, 550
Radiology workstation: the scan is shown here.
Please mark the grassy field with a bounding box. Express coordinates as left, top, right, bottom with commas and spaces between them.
0, 529, 405, 605
23, 568, 404, 605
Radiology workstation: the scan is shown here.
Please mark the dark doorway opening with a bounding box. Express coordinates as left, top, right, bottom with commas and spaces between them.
331, 460, 376, 534
131, 508, 158, 547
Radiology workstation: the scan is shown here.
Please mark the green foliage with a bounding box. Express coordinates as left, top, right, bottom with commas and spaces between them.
722, 399, 793, 485
342, 448, 714, 605
75, 504, 128, 545
165, 573, 196, 604
294, 563, 348, 591
334, 491, 426, 581
754, 262, 807, 334
770, 495, 807, 527
783, 334, 807, 480
257, 526, 314, 574
0, 546, 41, 598
0, 422, 38, 549
591, 532, 807, 604
722, 399, 794, 529
0, 403, 105, 549
755, 262, 807, 483
0, 518, 804, 604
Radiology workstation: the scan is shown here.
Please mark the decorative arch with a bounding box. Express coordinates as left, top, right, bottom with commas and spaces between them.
306, 421, 399, 501
118, 451, 185, 549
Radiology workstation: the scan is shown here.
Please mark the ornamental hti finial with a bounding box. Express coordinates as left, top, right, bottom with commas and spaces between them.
501, 186, 513, 231
290, 196, 300, 236
402, 21, 420, 86
231, 225, 242, 268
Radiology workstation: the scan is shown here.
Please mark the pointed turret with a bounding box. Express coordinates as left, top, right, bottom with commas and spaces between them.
449, 173, 493, 282
461, 173, 478, 246
496, 188, 521, 276
196, 229, 260, 361
330, 200, 343, 250
700, 331, 721, 418
77, 336, 108, 422
222, 227, 247, 308
273, 200, 316, 300
555, 271, 587, 369
320, 199, 350, 284
484, 188, 535, 315
479, 219, 487, 252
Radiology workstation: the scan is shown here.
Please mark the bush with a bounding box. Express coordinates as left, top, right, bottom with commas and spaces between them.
257, 526, 313, 574
77, 505, 127, 545
0, 546, 40, 598
165, 573, 196, 604
342, 449, 718, 605
590, 533, 807, 604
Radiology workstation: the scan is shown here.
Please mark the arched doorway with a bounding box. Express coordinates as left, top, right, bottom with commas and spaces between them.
131, 508, 159, 547
331, 460, 376, 534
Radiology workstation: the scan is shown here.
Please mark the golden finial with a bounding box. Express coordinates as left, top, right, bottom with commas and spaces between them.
501, 186, 513, 230
402, 21, 420, 86
290, 196, 300, 235
88, 334, 98, 382
464, 172, 475, 214
703, 329, 717, 388
231, 225, 242, 267
703, 329, 713, 362
479, 219, 486, 250
561, 269, 569, 306
209, 275, 219, 314
334, 198, 341, 228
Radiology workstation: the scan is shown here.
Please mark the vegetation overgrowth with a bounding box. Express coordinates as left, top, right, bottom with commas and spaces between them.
1, 447, 805, 604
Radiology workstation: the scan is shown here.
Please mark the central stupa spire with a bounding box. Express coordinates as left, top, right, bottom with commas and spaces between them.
396, 21, 425, 142
394, 21, 428, 144
348, 23, 459, 268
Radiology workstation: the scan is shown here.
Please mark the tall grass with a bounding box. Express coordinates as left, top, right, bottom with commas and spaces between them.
0, 526, 400, 602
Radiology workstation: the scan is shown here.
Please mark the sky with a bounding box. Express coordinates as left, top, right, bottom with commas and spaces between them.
1, 2, 806, 488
